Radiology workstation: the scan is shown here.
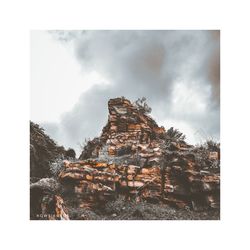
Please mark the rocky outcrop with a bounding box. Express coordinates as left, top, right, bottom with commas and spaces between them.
59, 155, 219, 210
30, 97, 220, 219
60, 97, 220, 211
79, 97, 166, 160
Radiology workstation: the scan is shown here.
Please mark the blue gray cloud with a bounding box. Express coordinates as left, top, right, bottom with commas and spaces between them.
41, 30, 220, 154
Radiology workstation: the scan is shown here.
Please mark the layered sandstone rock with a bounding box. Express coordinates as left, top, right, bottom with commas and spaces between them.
58, 157, 219, 210
60, 97, 220, 211
79, 97, 166, 160
30, 97, 219, 220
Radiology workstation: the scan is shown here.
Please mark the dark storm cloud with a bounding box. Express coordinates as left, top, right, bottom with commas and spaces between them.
43, 30, 220, 153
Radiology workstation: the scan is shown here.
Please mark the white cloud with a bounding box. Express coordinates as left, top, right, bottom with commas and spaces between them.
171, 81, 209, 116
31, 31, 109, 123
31, 30, 220, 153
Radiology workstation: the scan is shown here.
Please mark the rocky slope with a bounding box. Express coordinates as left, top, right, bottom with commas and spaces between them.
30, 122, 66, 178
30, 122, 76, 178
30, 97, 220, 220
30, 122, 74, 220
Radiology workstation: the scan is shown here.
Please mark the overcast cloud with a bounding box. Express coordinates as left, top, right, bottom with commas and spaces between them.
31, 30, 220, 155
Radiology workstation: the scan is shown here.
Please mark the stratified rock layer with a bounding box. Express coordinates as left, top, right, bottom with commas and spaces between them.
60, 97, 220, 211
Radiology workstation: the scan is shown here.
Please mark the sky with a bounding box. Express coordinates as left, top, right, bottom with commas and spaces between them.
31, 30, 220, 155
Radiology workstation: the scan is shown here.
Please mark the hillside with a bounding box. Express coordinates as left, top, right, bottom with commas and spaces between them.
30, 97, 220, 220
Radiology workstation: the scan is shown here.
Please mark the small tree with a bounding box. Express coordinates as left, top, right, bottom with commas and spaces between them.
134, 97, 152, 114
165, 127, 186, 142
206, 140, 220, 152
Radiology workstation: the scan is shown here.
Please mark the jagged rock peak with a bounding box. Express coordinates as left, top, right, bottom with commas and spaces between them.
79, 97, 166, 160
101, 97, 165, 140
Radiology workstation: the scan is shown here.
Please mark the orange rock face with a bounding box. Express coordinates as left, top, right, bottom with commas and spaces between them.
63, 97, 220, 210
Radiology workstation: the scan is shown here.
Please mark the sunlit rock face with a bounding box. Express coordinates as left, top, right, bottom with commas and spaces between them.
62, 97, 220, 211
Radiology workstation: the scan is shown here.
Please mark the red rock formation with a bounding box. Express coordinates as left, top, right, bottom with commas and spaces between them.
60, 97, 220, 211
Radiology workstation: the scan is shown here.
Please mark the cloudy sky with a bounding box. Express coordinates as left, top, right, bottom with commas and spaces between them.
31, 30, 220, 155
